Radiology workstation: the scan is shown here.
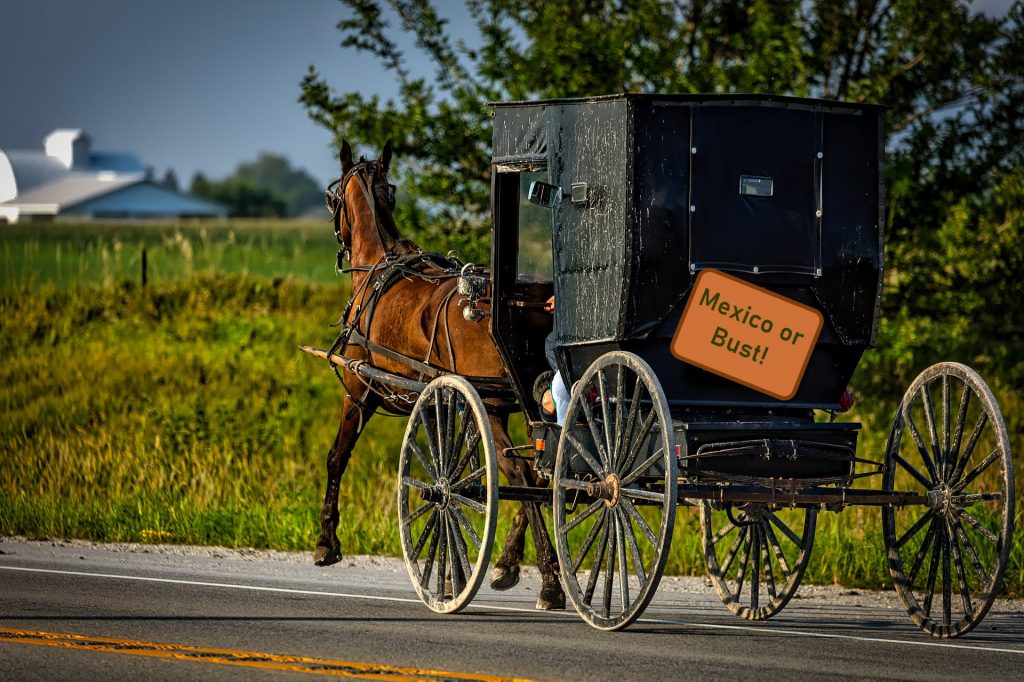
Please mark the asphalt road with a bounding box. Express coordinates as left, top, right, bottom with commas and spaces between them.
1, 538, 1022, 681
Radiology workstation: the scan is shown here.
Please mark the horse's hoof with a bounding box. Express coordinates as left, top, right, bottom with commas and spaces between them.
489, 564, 520, 591
313, 545, 342, 567
535, 584, 566, 611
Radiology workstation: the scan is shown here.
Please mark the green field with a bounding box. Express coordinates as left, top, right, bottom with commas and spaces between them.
1, 220, 1020, 595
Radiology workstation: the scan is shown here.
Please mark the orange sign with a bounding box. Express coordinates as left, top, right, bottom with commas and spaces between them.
670, 269, 823, 400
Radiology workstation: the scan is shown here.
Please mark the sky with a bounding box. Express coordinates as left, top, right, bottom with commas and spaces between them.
0, 0, 1013, 190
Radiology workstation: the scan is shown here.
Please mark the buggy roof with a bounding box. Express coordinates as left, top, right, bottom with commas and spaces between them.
489, 92, 885, 112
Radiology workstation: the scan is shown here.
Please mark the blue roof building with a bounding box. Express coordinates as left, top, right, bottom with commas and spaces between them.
0, 129, 226, 223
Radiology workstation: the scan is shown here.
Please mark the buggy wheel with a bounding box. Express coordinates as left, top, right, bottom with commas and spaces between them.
397, 375, 498, 614
553, 351, 677, 631
882, 363, 1014, 638
700, 502, 816, 620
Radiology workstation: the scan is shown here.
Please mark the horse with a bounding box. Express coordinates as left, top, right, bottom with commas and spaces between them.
313, 140, 565, 610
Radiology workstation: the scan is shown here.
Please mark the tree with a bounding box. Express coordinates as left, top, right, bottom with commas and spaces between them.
188, 153, 323, 218
232, 153, 324, 217
189, 173, 287, 218
301, 0, 1024, 396
301, 0, 1020, 235
161, 168, 180, 193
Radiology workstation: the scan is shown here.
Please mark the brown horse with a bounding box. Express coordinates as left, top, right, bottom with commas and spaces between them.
313, 140, 565, 610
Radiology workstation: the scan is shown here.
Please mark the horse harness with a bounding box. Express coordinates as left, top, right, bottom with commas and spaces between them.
323, 160, 510, 416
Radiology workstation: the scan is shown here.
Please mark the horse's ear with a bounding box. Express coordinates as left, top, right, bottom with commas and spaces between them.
379, 139, 393, 173
340, 141, 354, 174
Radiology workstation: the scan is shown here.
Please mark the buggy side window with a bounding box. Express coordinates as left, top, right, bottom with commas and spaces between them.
517, 171, 553, 281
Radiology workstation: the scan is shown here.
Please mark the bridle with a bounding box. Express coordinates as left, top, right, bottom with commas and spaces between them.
325, 158, 397, 267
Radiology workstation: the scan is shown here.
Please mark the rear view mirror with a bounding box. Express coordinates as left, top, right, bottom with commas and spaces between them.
528, 181, 562, 208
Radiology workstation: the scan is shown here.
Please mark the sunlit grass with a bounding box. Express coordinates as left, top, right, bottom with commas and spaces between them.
0, 221, 1020, 596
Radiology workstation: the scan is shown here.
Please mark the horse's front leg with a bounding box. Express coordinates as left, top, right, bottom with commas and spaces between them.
314, 391, 377, 566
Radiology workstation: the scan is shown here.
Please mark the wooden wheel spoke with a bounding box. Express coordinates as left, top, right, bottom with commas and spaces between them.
419, 515, 442, 589
450, 505, 481, 550
921, 528, 942, 616
949, 385, 971, 464
402, 476, 431, 491
612, 364, 625, 471
619, 498, 657, 546
617, 507, 647, 585
749, 526, 761, 611
445, 408, 474, 479
563, 500, 604, 534
892, 452, 935, 490
614, 377, 645, 472
942, 531, 952, 627
436, 511, 448, 598
711, 520, 738, 546
954, 492, 1002, 504
941, 375, 951, 478
602, 525, 616, 617
403, 502, 433, 526
583, 518, 610, 605
908, 522, 937, 586
412, 511, 438, 562
768, 513, 802, 547
761, 527, 777, 601
566, 430, 604, 476
450, 493, 486, 513
572, 509, 607, 574
447, 514, 472, 594
955, 507, 998, 546
762, 520, 793, 577
952, 517, 991, 583
408, 440, 437, 481
952, 449, 1000, 494
618, 410, 656, 478
620, 449, 664, 486
615, 511, 629, 611
721, 527, 747, 577
417, 405, 442, 474
733, 532, 752, 601
450, 466, 486, 491
946, 518, 973, 616
432, 397, 445, 474
903, 408, 939, 483
578, 385, 611, 470
597, 370, 613, 469
920, 385, 943, 480
950, 413, 988, 484
896, 510, 935, 549
620, 487, 664, 503
443, 390, 457, 467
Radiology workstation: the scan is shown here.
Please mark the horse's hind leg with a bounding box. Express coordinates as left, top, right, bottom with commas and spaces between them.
489, 415, 565, 610
491, 505, 527, 590
314, 392, 377, 566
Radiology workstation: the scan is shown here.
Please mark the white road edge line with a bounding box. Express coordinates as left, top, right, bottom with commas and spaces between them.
1, 565, 1021, 656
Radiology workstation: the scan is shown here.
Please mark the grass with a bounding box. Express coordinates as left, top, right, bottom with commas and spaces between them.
0, 220, 1020, 597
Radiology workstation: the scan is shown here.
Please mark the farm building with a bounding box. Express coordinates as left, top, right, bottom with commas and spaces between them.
0, 129, 226, 223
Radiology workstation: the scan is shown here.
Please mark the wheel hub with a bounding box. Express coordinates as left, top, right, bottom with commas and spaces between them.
420, 477, 452, 509
587, 473, 621, 507
925, 483, 954, 514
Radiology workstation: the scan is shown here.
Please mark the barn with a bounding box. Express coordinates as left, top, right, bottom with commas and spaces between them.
0, 129, 226, 223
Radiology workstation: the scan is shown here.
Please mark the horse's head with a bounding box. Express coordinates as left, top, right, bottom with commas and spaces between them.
326, 140, 398, 266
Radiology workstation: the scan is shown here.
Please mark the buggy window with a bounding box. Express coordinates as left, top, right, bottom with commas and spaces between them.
517, 171, 553, 280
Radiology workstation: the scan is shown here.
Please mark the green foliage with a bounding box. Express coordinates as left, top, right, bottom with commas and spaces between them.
189, 153, 324, 218
190, 173, 287, 218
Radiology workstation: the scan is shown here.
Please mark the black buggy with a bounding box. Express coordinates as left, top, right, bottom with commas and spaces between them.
387, 94, 1016, 638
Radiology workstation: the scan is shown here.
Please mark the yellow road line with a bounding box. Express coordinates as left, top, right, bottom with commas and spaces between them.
0, 627, 537, 681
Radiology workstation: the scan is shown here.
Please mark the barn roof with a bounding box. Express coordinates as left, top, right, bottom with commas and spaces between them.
3, 174, 143, 212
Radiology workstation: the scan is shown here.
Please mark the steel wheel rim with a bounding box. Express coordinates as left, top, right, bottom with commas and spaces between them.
701, 502, 815, 620
881, 362, 1014, 638
397, 375, 497, 614
553, 351, 677, 631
